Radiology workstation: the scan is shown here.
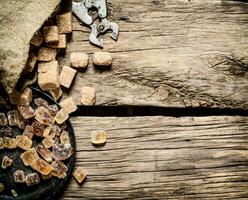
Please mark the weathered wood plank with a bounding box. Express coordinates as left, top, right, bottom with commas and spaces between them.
59, 0, 248, 109
61, 116, 248, 199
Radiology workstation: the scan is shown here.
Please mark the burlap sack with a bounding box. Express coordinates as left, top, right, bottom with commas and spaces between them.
0, 0, 61, 94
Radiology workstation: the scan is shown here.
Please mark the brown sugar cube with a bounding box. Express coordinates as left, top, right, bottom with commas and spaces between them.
16, 135, 32, 150
59, 97, 77, 114
81, 86, 96, 105
49, 87, 63, 101
18, 88, 32, 106
38, 61, 60, 91
25, 53, 37, 72
31, 158, 53, 175
30, 31, 43, 47
3, 137, 17, 149
37, 47, 57, 61
46, 34, 66, 49
70, 52, 88, 69
93, 52, 112, 67
91, 130, 107, 145
54, 109, 69, 124
43, 26, 59, 43
73, 167, 87, 184
59, 66, 77, 88
20, 148, 39, 166
56, 12, 72, 34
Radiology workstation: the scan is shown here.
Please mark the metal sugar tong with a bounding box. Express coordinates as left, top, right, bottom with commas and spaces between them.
72, 0, 119, 48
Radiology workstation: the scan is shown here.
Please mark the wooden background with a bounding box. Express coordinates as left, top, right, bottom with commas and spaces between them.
60, 0, 248, 199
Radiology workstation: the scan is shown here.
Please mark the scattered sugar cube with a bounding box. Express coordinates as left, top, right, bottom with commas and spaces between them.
70, 52, 89, 69
3, 137, 17, 149
25, 173, 40, 186
31, 158, 53, 175
91, 130, 107, 145
30, 31, 43, 47
81, 86, 96, 105
59, 66, 77, 88
47, 34, 67, 49
18, 88, 32, 106
93, 52, 112, 67
60, 97, 77, 114
37, 47, 57, 61
43, 26, 59, 43
73, 167, 87, 184
49, 87, 63, 101
20, 147, 39, 166
25, 53, 37, 72
0, 113, 8, 126
56, 12, 72, 34
38, 61, 60, 91
16, 135, 32, 150
18, 105, 35, 120
13, 170, 26, 183
7, 110, 19, 126
54, 109, 69, 124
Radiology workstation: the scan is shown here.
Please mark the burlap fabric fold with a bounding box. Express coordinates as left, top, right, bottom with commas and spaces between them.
0, 0, 61, 94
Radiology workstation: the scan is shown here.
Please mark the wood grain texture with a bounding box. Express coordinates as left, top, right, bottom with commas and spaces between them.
59, 0, 248, 109
61, 116, 248, 199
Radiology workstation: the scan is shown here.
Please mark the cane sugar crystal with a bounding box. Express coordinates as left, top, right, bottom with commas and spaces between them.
54, 109, 69, 124
73, 167, 87, 183
3, 137, 17, 149
7, 110, 19, 126
20, 148, 39, 166
31, 158, 53, 175
13, 170, 26, 183
16, 135, 32, 150
18, 88, 32, 106
1, 155, 13, 169
36, 145, 53, 163
25, 173, 40, 186
0, 113, 8, 126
